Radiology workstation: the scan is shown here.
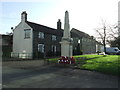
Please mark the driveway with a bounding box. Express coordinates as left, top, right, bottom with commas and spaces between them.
2, 60, 119, 88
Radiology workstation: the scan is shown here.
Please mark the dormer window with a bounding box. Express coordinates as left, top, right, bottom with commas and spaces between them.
52, 35, 57, 41
24, 29, 31, 39
38, 32, 44, 39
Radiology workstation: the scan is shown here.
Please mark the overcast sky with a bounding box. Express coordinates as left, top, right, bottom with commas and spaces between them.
0, 0, 119, 36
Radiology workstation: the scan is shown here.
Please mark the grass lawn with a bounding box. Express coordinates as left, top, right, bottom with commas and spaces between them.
48, 55, 120, 76
74, 55, 120, 76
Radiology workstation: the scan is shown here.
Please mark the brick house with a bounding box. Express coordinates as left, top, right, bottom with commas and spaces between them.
0, 34, 13, 58
12, 11, 63, 59
12, 11, 98, 59
71, 28, 96, 54
27, 20, 63, 58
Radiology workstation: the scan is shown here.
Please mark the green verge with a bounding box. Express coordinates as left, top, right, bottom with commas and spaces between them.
74, 55, 120, 76
48, 58, 59, 63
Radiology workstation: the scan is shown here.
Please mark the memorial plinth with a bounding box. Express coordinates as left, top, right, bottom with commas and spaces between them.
60, 11, 73, 57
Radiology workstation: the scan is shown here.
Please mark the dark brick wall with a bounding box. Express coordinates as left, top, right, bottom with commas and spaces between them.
33, 30, 62, 58
2, 35, 13, 58
32, 27, 96, 59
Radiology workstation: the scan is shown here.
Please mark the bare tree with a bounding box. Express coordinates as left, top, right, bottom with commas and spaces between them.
95, 20, 107, 53
95, 20, 118, 53
107, 24, 118, 40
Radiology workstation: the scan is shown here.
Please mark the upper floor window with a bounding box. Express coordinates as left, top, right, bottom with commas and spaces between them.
38, 32, 44, 39
24, 29, 31, 39
52, 35, 57, 41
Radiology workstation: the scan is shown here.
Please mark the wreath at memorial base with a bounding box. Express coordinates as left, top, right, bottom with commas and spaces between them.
58, 56, 75, 64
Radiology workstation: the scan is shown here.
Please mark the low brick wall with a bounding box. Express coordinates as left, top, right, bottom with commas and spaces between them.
2, 59, 45, 69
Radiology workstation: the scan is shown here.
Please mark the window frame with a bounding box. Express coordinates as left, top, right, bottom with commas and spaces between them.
52, 35, 57, 41
38, 44, 44, 53
24, 29, 31, 39
52, 45, 57, 53
38, 32, 44, 39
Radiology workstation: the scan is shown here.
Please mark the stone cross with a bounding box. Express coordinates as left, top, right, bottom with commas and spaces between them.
60, 11, 73, 57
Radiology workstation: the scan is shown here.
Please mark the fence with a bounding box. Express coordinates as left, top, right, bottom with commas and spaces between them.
11, 53, 32, 59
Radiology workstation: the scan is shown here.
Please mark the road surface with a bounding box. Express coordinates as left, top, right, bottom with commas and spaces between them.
2, 60, 119, 88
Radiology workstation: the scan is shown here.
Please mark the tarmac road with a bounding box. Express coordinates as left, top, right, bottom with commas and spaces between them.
2, 60, 119, 88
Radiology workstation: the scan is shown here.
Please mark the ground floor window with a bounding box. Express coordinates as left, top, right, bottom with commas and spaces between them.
52, 45, 56, 53
38, 44, 44, 53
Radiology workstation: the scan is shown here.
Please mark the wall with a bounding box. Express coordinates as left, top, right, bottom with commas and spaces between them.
12, 21, 33, 59
82, 37, 96, 54
72, 37, 83, 55
33, 31, 61, 58
1, 35, 12, 58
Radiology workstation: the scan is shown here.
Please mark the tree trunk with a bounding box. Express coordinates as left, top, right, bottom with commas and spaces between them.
103, 26, 106, 53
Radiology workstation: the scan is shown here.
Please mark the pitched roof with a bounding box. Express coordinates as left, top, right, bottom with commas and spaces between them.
26, 21, 63, 36
26, 21, 94, 39
71, 28, 94, 39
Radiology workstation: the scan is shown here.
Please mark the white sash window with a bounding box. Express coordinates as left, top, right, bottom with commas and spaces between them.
38, 32, 44, 39
52, 35, 57, 41
52, 45, 56, 53
38, 44, 44, 53
24, 29, 31, 39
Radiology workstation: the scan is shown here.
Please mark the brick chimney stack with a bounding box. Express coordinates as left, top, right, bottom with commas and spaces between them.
21, 11, 27, 22
57, 19, 62, 30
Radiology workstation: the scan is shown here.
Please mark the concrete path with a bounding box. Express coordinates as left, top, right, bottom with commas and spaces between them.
2, 60, 119, 88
